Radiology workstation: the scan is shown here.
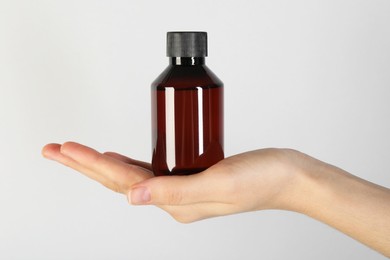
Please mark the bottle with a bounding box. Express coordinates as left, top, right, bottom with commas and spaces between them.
151, 31, 224, 176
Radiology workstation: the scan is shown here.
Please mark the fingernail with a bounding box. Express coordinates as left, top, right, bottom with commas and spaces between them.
130, 187, 151, 205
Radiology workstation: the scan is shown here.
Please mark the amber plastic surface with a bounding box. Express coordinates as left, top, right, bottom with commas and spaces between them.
151, 57, 224, 176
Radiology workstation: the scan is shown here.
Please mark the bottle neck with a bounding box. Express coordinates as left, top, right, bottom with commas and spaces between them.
170, 57, 205, 66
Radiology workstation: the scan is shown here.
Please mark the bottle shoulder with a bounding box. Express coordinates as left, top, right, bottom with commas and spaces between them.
202, 65, 223, 86
151, 65, 223, 89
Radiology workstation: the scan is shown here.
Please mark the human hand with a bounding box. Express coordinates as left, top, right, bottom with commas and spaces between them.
42, 142, 304, 223
42, 142, 390, 256
41, 142, 153, 193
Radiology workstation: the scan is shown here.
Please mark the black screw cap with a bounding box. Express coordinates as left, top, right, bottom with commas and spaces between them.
167, 31, 208, 57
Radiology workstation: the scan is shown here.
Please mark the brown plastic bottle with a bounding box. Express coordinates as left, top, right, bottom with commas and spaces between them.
151, 32, 224, 176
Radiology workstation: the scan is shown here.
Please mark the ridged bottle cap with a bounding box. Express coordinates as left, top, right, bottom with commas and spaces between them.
167, 31, 208, 57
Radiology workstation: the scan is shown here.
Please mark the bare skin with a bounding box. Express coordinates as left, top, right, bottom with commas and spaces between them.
42, 142, 390, 257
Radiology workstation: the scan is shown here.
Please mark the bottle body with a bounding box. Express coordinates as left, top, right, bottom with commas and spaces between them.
151, 58, 224, 176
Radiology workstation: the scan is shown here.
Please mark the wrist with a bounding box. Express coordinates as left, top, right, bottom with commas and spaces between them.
272, 150, 335, 214
253, 149, 319, 212
281, 152, 390, 256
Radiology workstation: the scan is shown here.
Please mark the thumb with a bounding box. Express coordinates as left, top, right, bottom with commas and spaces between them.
128, 171, 231, 206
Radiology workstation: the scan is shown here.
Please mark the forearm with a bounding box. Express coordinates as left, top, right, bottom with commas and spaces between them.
289, 156, 390, 256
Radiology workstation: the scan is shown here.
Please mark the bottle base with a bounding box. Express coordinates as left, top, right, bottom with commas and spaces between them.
154, 167, 208, 176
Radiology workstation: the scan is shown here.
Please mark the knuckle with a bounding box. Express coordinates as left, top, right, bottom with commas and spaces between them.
166, 190, 183, 205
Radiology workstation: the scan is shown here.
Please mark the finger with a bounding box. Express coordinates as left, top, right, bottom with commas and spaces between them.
42, 143, 112, 186
44, 142, 153, 193
128, 170, 234, 206
103, 151, 152, 171
60, 142, 152, 182
42, 143, 62, 160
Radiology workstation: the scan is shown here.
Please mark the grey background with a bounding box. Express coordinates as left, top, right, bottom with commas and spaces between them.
1, 0, 389, 259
